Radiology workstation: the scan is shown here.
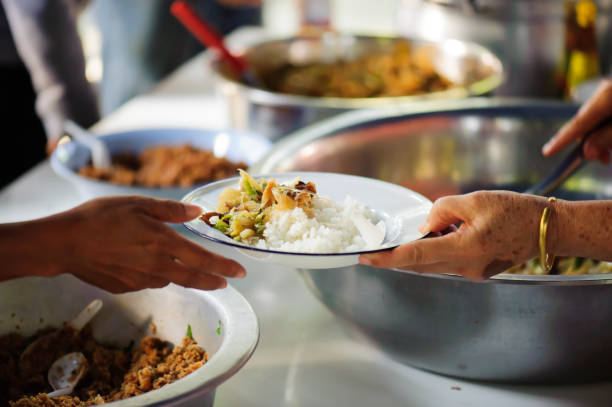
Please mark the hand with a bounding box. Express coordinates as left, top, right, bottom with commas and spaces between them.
40, 196, 245, 293
359, 191, 552, 280
543, 78, 612, 164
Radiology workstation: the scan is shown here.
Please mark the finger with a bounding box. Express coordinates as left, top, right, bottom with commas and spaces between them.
157, 256, 228, 290
71, 267, 169, 294
132, 196, 202, 223
543, 79, 612, 156
396, 261, 455, 275
583, 123, 612, 162
166, 234, 246, 278
360, 233, 460, 269
419, 195, 470, 234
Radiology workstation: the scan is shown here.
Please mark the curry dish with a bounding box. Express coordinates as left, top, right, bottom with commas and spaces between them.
259, 41, 454, 98
78, 144, 246, 187
1, 326, 208, 406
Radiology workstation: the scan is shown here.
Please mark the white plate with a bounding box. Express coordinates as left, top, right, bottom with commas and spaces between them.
182, 172, 432, 269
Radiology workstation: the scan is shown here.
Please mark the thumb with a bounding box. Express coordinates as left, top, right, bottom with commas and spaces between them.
137, 198, 203, 223
419, 195, 467, 234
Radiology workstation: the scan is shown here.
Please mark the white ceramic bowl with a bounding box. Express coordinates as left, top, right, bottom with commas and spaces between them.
50, 128, 272, 200
0, 274, 259, 406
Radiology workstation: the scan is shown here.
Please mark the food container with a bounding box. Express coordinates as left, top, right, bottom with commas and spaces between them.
50, 128, 272, 200
212, 34, 503, 140
0, 274, 259, 406
397, 0, 612, 98
251, 98, 612, 383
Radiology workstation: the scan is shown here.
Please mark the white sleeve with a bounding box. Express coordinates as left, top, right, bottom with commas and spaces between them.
1, 0, 99, 143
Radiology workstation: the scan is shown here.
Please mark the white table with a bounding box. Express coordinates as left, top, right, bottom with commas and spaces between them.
2, 32, 612, 407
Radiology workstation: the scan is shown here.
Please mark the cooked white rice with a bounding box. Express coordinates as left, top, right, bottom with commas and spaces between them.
254, 195, 376, 253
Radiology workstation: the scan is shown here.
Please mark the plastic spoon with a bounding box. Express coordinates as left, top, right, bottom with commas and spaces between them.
64, 120, 112, 170
47, 352, 88, 397
170, 0, 258, 86
20, 299, 103, 367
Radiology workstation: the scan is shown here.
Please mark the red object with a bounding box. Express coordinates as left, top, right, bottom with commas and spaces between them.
170, 0, 247, 74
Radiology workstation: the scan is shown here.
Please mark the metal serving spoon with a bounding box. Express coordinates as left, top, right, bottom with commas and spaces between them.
64, 120, 112, 170
525, 131, 595, 196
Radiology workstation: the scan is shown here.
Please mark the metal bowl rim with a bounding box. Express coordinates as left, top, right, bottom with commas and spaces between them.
253, 97, 612, 285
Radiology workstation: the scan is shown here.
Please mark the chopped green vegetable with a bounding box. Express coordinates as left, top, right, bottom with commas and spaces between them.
243, 179, 257, 198
234, 236, 241, 242
186, 324, 194, 339
573, 257, 585, 269
221, 214, 232, 222
214, 221, 229, 233
216, 320, 222, 336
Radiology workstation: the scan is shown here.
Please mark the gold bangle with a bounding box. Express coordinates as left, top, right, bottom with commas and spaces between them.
539, 197, 557, 271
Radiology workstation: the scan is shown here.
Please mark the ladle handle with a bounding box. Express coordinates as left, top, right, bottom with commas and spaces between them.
68, 299, 103, 332
523, 116, 612, 197
525, 138, 587, 196
170, 0, 247, 74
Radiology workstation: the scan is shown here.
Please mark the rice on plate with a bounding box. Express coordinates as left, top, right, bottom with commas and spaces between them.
201, 170, 385, 253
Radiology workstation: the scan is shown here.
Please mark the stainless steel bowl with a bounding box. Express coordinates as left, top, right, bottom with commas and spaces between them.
213, 34, 503, 140
252, 98, 612, 383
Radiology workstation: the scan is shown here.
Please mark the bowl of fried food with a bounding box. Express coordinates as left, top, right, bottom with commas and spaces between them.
51, 128, 272, 200
0, 274, 258, 406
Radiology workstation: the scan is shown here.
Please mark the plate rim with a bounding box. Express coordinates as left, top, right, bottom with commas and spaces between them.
181, 171, 432, 257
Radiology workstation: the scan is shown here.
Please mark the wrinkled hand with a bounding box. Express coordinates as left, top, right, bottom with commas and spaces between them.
51, 196, 245, 293
543, 79, 612, 164
359, 191, 552, 280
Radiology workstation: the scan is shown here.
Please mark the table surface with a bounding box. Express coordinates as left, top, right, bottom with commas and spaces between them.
2, 27, 612, 407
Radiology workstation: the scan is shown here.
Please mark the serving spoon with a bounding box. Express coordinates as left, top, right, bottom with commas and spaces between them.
525, 131, 595, 196
170, 0, 259, 86
20, 299, 103, 395
64, 120, 112, 170
47, 352, 88, 397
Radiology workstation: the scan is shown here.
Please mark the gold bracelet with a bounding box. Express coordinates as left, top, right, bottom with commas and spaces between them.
539, 197, 557, 271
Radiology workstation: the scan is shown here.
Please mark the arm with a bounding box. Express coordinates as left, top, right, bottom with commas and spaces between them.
1, 0, 99, 151
0, 196, 245, 293
359, 191, 612, 280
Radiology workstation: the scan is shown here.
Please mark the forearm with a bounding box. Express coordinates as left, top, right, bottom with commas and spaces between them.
551, 199, 612, 261
2, 0, 99, 143
0, 216, 72, 281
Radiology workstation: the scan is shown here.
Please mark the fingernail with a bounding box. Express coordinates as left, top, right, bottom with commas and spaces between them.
237, 268, 247, 278
418, 222, 430, 235
359, 256, 373, 266
542, 142, 551, 154
184, 204, 202, 218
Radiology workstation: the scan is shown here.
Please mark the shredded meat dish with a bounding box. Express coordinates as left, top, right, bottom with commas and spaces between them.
78, 144, 246, 187
1, 326, 208, 406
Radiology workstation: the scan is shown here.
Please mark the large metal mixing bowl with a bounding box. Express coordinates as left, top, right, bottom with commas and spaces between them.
213, 34, 503, 140
251, 99, 612, 383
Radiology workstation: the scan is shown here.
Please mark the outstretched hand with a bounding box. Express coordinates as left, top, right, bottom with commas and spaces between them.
1, 196, 245, 293
359, 191, 554, 280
